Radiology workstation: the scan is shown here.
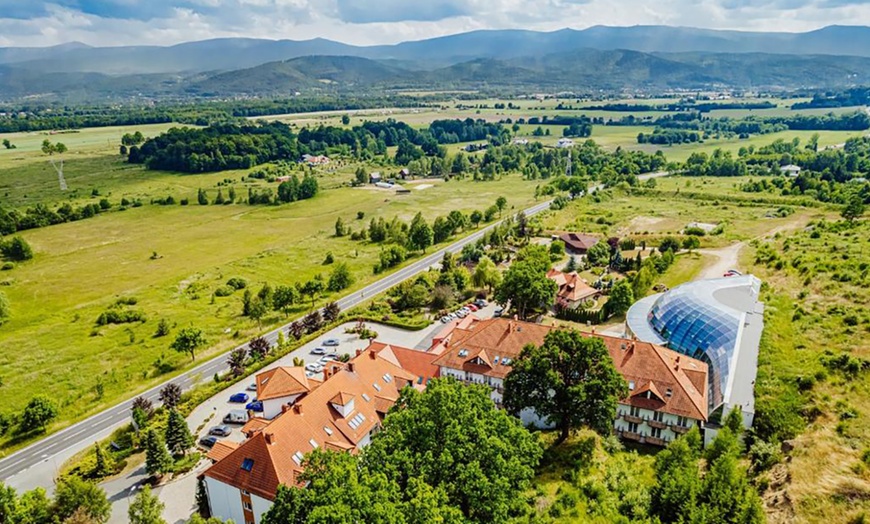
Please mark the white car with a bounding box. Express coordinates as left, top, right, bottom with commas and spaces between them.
305, 363, 324, 373
440, 316, 451, 323
319, 356, 335, 365
311, 347, 326, 355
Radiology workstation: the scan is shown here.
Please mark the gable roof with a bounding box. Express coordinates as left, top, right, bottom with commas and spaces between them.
431, 318, 555, 379
547, 269, 599, 303
367, 341, 440, 382
431, 318, 708, 420
206, 440, 239, 462
256, 366, 313, 401
203, 344, 423, 500
558, 232, 599, 252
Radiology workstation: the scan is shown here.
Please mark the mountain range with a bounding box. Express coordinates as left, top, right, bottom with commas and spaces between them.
1, 25, 870, 102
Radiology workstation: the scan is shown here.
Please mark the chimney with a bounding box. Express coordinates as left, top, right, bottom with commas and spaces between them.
369, 349, 377, 359
282, 404, 290, 414
347, 362, 355, 373
293, 403, 303, 415
265, 432, 276, 445
355, 349, 362, 357
591, 327, 596, 335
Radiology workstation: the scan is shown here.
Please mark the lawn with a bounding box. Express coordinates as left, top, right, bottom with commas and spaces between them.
0, 134, 541, 450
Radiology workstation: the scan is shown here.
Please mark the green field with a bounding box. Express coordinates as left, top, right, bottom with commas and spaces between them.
0, 124, 541, 449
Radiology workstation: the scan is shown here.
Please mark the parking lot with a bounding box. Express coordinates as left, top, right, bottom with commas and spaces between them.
185, 319, 449, 445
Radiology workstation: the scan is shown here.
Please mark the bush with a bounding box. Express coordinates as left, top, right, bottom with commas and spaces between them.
749, 440, 782, 472
1, 262, 13, 271
226, 277, 247, 290
96, 308, 146, 326
684, 226, 707, 236
214, 286, 234, 297
0, 236, 33, 261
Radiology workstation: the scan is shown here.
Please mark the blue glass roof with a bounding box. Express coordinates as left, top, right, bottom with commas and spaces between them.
626, 276, 761, 410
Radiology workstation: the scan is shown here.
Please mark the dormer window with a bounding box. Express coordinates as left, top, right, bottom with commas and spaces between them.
666, 388, 673, 398
628, 381, 635, 390
241, 458, 254, 472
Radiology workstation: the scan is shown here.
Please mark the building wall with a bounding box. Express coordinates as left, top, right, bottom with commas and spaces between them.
205, 477, 246, 524
262, 394, 302, 420
251, 493, 273, 524
613, 404, 699, 444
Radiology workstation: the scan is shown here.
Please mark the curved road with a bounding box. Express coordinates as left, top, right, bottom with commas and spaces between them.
0, 171, 667, 487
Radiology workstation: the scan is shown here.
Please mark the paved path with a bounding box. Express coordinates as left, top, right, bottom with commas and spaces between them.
696, 243, 745, 280
0, 170, 670, 498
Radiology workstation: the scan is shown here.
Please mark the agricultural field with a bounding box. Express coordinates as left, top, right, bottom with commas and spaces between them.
0, 123, 541, 450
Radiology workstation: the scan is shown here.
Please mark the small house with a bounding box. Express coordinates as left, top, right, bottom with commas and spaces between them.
558, 232, 599, 254
369, 172, 382, 184
556, 138, 574, 149
780, 164, 801, 177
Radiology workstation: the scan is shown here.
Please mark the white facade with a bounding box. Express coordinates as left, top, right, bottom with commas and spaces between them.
205, 476, 271, 524
262, 394, 303, 420
613, 404, 698, 445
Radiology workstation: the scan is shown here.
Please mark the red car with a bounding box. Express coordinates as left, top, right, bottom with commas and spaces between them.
467, 304, 479, 312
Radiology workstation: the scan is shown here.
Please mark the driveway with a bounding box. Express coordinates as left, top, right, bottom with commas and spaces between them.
696, 243, 745, 280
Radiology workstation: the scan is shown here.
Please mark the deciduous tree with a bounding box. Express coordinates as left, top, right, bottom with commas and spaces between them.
494, 261, 557, 319
22, 395, 58, 432
128, 485, 166, 524
52, 476, 110, 524
606, 278, 635, 316
504, 330, 628, 442
170, 327, 205, 361
328, 263, 354, 292
159, 383, 182, 409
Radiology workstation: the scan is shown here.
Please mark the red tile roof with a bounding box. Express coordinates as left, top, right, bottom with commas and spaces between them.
366, 341, 440, 382
203, 344, 423, 500
256, 366, 312, 401
547, 269, 599, 303
432, 318, 708, 421
206, 441, 239, 462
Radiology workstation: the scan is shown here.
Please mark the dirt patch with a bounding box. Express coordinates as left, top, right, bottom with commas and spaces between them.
622, 216, 666, 234
413, 184, 433, 191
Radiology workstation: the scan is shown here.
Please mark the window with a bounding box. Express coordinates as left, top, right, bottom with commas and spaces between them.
628, 422, 638, 433
629, 406, 641, 418
372, 383, 381, 392
650, 427, 662, 439
362, 393, 371, 402
292, 451, 304, 465
241, 459, 254, 472
653, 411, 664, 422
243, 501, 253, 511
323, 426, 333, 436
241, 489, 250, 496
628, 381, 635, 390
666, 388, 673, 398
677, 416, 688, 428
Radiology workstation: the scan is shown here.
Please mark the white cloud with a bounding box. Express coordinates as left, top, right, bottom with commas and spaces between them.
0, 0, 868, 47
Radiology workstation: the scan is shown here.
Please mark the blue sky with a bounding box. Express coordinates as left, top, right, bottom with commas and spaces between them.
0, 0, 868, 47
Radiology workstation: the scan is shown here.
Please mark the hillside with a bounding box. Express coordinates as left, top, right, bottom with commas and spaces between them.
2, 25, 870, 77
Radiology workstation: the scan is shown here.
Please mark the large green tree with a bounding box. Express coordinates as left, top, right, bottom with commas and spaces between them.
408, 212, 434, 253
128, 486, 167, 524
52, 476, 111, 524
494, 261, 557, 319
362, 378, 542, 523
327, 263, 354, 292
144, 428, 173, 477
170, 327, 205, 361
503, 330, 628, 442
471, 256, 501, 292
21, 395, 58, 432
842, 194, 865, 222
606, 278, 635, 316
165, 409, 194, 456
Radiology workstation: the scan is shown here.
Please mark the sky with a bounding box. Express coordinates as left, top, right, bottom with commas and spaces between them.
0, 0, 869, 47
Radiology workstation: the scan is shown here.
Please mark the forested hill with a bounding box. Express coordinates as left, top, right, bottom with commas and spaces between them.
4, 49, 870, 102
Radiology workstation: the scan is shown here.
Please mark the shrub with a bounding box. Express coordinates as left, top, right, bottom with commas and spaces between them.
749, 440, 782, 472
214, 286, 234, 297
96, 309, 146, 326
0, 236, 33, 261
1, 262, 13, 271
226, 277, 247, 290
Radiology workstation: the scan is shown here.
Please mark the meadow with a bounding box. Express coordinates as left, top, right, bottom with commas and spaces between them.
0, 124, 540, 449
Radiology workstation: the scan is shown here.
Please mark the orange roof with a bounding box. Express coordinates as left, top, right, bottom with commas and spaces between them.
429, 315, 480, 355
547, 269, 599, 303
330, 391, 355, 405
431, 318, 555, 379
241, 417, 270, 437
431, 318, 708, 421
207, 440, 239, 462
203, 344, 423, 500
367, 341, 440, 382
256, 366, 313, 401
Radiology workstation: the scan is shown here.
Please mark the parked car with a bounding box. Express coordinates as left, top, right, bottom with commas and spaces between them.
246, 400, 263, 412
467, 304, 478, 312
473, 298, 488, 308
440, 316, 451, 323
223, 410, 249, 424
305, 371, 316, 378
246, 383, 257, 392
494, 307, 504, 317
456, 310, 467, 318
319, 356, 335, 365
209, 425, 232, 437
323, 338, 340, 346
229, 392, 249, 403
724, 269, 742, 277
305, 363, 324, 373
199, 436, 218, 448
311, 347, 326, 355
325, 352, 339, 359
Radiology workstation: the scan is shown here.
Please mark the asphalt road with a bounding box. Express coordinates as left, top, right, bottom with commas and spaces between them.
0, 171, 667, 484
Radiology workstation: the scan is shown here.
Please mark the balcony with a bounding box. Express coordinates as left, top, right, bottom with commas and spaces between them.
648, 419, 668, 430
617, 430, 642, 442
622, 414, 644, 425
645, 436, 668, 447
670, 423, 691, 434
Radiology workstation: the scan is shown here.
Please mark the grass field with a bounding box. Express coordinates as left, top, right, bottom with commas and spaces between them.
0, 124, 541, 450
